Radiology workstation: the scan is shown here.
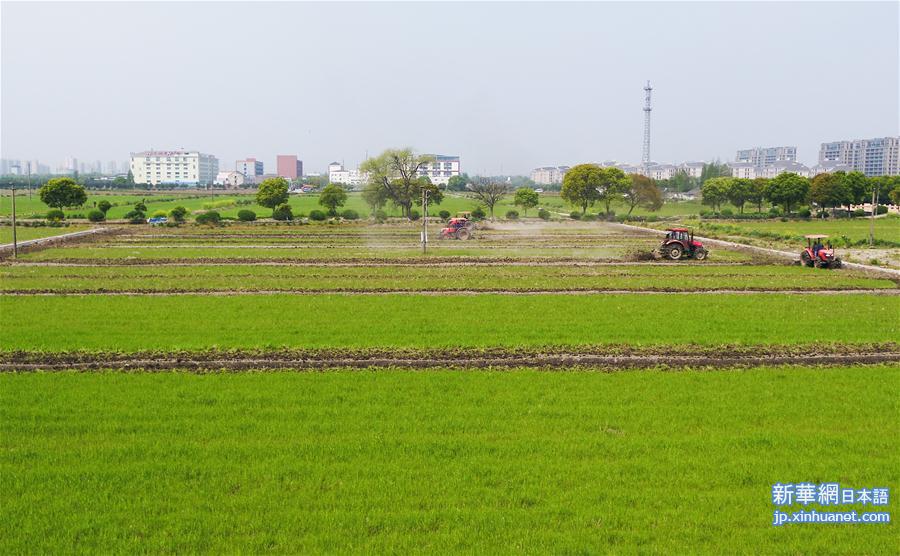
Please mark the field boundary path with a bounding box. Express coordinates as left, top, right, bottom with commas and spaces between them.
0, 226, 120, 259
2, 345, 897, 371
615, 222, 900, 279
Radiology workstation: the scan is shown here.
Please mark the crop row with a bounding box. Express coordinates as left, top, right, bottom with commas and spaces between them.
1, 264, 893, 293
1, 293, 895, 351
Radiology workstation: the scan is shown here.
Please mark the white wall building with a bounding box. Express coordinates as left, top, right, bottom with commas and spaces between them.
736, 146, 797, 165
819, 136, 899, 177
214, 171, 246, 189
417, 154, 460, 186
754, 161, 810, 179
730, 162, 758, 179
235, 158, 264, 183
328, 162, 367, 188
530, 166, 569, 185
130, 150, 219, 186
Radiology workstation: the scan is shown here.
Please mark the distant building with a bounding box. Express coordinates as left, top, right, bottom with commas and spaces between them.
818, 137, 899, 177
129, 150, 219, 186
736, 146, 797, 166
531, 166, 569, 185
215, 171, 246, 189
809, 161, 854, 176
236, 158, 264, 182
418, 154, 460, 186
730, 162, 758, 179
643, 161, 706, 181
276, 155, 303, 179
754, 161, 810, 179
328, 162, 367, 187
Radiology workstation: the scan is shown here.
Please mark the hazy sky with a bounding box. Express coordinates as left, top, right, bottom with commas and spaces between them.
2, 1, 898, 174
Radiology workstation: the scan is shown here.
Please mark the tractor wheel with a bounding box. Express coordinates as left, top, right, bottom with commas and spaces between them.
456, 228, 471, 241
667, 246, 683, 260
814, 259, 823, 269
801, 251, 813, 267
694, 248, 708, 261
832, 258, 842, 269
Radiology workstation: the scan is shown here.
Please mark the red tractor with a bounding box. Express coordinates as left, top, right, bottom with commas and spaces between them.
656, 228, 708, 261
801, 234, 842, 269
440, 217, 475, 240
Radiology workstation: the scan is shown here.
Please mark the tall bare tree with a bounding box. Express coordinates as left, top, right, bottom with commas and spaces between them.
360, 148, 435, 219
468, 178, 510, 221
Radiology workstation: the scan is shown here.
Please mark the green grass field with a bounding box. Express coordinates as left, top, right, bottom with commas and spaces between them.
0, 224, 92, 244
697, 216, 900, 246
2, 366, 897, 554
1, 293, 896, 351
1, 263, 893, 293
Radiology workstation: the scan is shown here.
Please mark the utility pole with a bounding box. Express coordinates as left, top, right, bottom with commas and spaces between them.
642, 80, 653, 175
421, 189, 428, 254
10, 183, 17, 259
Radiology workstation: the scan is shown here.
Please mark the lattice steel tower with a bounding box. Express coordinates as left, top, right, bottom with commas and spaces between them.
642, 80, 652, 173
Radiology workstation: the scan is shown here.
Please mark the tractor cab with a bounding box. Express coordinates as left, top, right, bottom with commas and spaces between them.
801, 235, 842, 269
440, 217, 475, 240
657, 228, 708, 261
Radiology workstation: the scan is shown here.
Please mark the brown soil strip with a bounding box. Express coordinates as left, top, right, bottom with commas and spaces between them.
5, 259, 760, 267
2, 344, 896, 371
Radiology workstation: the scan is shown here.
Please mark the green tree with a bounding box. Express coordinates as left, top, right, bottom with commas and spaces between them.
256, 177, 290, 211
748, 178, 768, 213
842, 171, 868, 205
765, 173, 809, 214
809, 173, 851, 210
513, 187, 539, 216
595, 167, 631, 216
468, 178, 510, 221
561, 164, 603, 215
623, 174, 663, 215
361, 181, 389, 216
446, 174, 471, 192
700, 160, 731, 184
726, 178, 755, 214
318, 184, 348, 216
126, 170, 134, 186
97, 200, 112, 214
38, 177, 87, 209
701, 177, 731, 212
360, 148, 435, 219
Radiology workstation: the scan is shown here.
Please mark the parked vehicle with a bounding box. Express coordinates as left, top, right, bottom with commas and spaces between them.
147, 216, 168, 225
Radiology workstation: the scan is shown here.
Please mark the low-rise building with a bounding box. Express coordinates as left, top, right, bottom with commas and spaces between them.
129, 150, 219, 186
754, 161, 810, 179
328, 162, 367, 188
215, 171, 246, 189
236, 158, 264, 183
530, 166, 569, 185
417, 154, 460, 186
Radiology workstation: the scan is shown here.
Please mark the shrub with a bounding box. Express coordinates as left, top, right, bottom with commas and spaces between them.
374, 209, 388, 222
123, 209, 146, 224
169, 206, 188, 222
569, 211, 582, 220
699, 209, 711, 217
720, 208, 733, 217
309, 209, 327, 221
341, 209, 360, 220
409, 209, 421, 221
87, 209, 105, 222
272, 204, 293, 221
852, 208, 866, 218
505, 210, 519, 220
46, 209, 65, 222
797, 207, 811, 218
195, 211, 221, 225
538, 208, 551, 220
815, 210, 829, 219
768, 206, 783, 217
582, 213, 597, 221
134, 201, 147, 212
438, 210, 451, 220
237, 209, 257, 222
471, 207, 486, 220
151, 210, 168, 218
876, 205, 888, 215
97, 200, 112, 214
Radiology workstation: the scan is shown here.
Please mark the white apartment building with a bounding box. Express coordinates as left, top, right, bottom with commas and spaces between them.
328, 162, 368, 188
819, 137, 899, 177
130, 150, 219, 186
730, 162, 758, 179
643, 161, 706, 180
417, 154, 460, 186
736, 146, 797, 165
530, 166, 570, 185
754, 161, 810, 179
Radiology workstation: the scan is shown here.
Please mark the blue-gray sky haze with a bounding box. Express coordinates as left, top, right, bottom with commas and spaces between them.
2, 1, 898, 174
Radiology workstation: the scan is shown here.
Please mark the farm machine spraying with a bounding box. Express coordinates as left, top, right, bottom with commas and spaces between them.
439, 217, 475, 240
655, 228, 708, 261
